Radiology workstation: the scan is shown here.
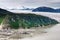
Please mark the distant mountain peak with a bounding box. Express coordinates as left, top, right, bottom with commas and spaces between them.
32, 6, 60, 13
32, 6, 55, 12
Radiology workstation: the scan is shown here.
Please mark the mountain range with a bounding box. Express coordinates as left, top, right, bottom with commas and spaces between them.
32, 7, 60, 13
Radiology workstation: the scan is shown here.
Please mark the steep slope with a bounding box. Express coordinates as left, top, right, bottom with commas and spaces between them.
0, 8, 13, 15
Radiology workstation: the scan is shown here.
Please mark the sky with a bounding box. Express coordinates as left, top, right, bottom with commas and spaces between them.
0, 0, 60, 9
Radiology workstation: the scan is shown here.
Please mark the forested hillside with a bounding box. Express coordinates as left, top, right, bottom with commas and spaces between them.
0, 8, 59, 29
8, 14, 59, 29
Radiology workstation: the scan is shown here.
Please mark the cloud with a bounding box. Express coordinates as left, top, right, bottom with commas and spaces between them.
0, 0, 60, 9
47, 2, 60, 8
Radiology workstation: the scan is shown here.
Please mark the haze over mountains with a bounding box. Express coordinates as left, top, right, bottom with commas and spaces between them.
10, 6, 34, 10
7, 6, 60, 13
1, 6, 60, 13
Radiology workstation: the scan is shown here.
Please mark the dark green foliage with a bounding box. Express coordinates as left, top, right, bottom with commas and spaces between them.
8, 14, 59, 29
0, 14, 6, 24
9, 15, 19, 29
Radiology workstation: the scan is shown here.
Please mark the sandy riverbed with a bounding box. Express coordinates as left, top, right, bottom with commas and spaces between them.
21, 24, 60, 40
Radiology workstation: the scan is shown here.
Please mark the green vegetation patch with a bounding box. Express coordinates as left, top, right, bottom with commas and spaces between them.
0, 14, 6, 24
